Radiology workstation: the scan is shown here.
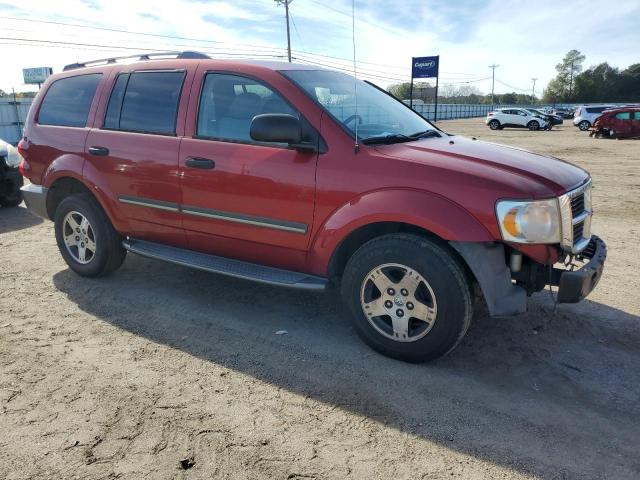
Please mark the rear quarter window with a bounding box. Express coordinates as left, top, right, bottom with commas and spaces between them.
38, 74, 102, 127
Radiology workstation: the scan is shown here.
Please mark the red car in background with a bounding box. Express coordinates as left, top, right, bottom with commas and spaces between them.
590, 107, 640, 139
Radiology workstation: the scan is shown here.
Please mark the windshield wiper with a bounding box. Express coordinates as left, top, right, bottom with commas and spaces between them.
361, 133, 413, 145
408, 130, 441, 139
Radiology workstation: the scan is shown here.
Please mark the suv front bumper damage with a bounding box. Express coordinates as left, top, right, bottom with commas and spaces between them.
451, 235, 607, 316
553, 236, 606, 303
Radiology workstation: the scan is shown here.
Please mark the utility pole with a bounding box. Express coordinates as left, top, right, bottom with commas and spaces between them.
488, 64, 499, 106
531, 78, 537, 104
275, 0, 292, 62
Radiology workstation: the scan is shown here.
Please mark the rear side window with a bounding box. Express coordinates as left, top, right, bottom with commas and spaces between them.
105, 71, 185, 135
38, 74, 102, 127
634, 112, 640, 120
586, 107, 607, 113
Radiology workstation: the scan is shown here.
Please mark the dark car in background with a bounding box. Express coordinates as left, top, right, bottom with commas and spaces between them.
526, 109, 563, 128
553, 107, 574, 119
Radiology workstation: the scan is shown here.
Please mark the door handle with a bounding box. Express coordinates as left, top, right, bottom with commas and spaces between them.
185, 157, 215, 169
88, 146, 109, 156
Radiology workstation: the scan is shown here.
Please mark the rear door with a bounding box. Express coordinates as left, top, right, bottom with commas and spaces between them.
179, 68, 318, 254
85, 67, 193, 246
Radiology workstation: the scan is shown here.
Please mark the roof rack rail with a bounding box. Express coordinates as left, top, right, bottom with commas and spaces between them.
63, 51, 210, 71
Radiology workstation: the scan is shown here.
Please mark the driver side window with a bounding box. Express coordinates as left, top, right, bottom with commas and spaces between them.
197, 73, 297, 142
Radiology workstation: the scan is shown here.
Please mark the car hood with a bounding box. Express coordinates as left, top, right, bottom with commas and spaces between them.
375, 135, 589, 197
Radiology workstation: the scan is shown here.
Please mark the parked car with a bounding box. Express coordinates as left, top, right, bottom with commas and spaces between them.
573, 105, 616, 131
18, 52, 606, 362
0, 139, 24, 207
589, 107, 640, 139
485, 108, 549, 130
525, 109, 564, 127
553, 107, 574, 119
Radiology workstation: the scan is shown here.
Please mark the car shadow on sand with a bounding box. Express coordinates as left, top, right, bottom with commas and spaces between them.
52, 254, 640, 479
0, 204, 43, 234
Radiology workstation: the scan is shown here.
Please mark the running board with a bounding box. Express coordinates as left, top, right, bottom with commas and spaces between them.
122, 238, 327, 291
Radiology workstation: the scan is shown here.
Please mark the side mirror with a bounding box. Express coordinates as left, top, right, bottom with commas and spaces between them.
250, 113, 302, 144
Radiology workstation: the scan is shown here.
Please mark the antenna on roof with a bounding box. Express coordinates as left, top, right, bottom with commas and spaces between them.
351, 0, 359, 154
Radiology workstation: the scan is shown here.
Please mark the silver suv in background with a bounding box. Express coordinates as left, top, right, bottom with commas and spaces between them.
573, 105, 615, 131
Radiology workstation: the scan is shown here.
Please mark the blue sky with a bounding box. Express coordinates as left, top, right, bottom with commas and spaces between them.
1, 0, 639, 95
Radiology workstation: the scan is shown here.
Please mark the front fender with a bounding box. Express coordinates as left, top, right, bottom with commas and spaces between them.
308, 188, 494, 275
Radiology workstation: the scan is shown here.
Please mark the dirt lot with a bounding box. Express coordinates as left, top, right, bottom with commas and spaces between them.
1, 119, 639, 480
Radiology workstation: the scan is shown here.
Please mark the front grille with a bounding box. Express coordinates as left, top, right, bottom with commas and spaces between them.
571, 193, 585, 217
560, 179, 592, 253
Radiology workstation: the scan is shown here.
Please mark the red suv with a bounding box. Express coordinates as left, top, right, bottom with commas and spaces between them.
18, 52, 606, 362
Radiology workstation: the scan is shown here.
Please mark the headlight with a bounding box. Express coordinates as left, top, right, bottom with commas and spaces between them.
496, 198, 560, 243
3, 143, 21, 168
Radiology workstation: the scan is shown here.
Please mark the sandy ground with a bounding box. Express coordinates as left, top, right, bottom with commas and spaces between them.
1, 118, 639, 480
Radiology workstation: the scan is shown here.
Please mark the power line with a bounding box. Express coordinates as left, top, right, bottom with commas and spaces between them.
0, 15, 287, 54
2, 15, 489, 79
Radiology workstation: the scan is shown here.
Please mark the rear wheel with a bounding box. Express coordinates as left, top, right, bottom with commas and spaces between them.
0, 194, 22, 208
54, 194, 126, 277
0, 174, 23, 207
341, 234, 473, 363
527, 120, 540, 131
488, 119, 500, 130
578, 120, 590, 131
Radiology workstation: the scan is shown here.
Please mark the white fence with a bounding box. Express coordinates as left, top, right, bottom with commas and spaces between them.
0, 97, 33, 146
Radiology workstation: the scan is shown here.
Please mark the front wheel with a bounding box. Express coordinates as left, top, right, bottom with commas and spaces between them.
54, 193, 126, 277
527, 120, 540, 131
578, 120, 590, 131
341, 234, 473, 363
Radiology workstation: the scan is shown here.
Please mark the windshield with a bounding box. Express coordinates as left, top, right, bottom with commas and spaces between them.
282, 69, 438, 143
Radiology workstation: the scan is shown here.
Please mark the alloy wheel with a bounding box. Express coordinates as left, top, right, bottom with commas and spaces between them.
62, 211, 96, 264
360, 263, 437, 342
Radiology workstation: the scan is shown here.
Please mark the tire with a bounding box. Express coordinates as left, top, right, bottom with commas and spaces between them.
0, 174, 23, 207
0, 193, 22, 207
527, 120, 540, 131
578, 120, 590, 131
488, 119, 500, 130
54, 193, 126, 277
341, 234, 473, 363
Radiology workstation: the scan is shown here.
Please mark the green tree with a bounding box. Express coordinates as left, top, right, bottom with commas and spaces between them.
543, 50, 585, 102
387, 81, 433, 102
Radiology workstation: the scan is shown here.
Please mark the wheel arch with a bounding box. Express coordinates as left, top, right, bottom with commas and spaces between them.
45, 175, 128, 233
309, 188, 494, 279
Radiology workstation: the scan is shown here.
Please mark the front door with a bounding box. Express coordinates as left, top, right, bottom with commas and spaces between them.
85, 68, 191, 247
179, 71, 318, 257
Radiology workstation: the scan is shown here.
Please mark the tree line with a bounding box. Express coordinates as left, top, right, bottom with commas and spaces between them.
543, 50, 639, 103
387, 50, 639, 105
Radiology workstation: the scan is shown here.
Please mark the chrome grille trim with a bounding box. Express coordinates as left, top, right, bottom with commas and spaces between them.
559, 178, 592, 253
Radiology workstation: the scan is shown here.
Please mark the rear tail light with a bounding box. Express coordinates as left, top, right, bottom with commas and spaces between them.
17, 138, 31, 178
488, 112, 494, 116
18, 158, 31, 177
